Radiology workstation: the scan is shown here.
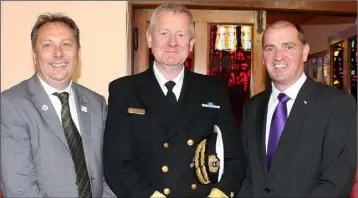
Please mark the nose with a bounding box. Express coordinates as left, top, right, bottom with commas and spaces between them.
273, 48, 285, 61
168, 35, 178, 47
53, 45, 64, 57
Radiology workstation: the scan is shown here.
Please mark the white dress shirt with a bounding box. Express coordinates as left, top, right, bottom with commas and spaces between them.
265, 73, 307, 152
37, 75, 81, 135
153, 62, 185, 101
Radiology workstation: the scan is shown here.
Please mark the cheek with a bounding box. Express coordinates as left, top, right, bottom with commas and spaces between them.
37, 56, 51, 65
179, 41, 191, 51
263, 54, 273, 64
153, 38, 168, 47
287, 53, 300, 64
153, 42, 165, 51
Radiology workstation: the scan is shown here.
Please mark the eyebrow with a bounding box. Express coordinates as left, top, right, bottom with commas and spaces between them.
263, 41, 296, 49
282, 41, 296, 46
40, 38, 74, 42
263, 44, 275, 49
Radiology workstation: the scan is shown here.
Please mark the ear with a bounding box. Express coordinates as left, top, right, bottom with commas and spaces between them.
146, 30, 152, 48
302, 43, 310, 62
78, 48, 81, 59
77, 48, 81, 65
189, 37, 196, 52
32, 51, 37, 66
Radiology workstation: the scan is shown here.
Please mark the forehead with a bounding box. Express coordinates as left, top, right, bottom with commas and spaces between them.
263, 25, 299, 45
155, 11, 191, 30
37, 22, 75, 39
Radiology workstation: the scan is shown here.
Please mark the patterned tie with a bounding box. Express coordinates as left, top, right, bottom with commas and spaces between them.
53, 92, 92, 198
165, 81, 177, 105
267, 93, 290, 168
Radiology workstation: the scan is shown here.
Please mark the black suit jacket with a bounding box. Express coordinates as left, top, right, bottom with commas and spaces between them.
238, 77, 357, 197
103, 68, 246, 197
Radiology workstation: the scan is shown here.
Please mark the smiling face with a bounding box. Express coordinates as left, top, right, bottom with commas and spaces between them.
146, 11, 195, 70
262, 22, 309, 91
33, 22, 80, 90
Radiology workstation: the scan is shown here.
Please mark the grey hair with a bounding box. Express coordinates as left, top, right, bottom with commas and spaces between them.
148, 3, 195, 38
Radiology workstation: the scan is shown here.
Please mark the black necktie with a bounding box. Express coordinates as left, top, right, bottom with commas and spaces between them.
53, 92, 92, 198
165, 81, 177, 105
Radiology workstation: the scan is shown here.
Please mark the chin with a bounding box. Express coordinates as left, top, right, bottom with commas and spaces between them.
164, 61, 182, 66
51, 73, 70, 80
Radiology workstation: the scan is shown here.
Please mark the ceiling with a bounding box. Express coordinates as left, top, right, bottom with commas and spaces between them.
267, 11, 356, 25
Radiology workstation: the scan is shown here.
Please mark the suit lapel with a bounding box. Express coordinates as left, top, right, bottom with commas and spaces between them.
72, 84, 92, 173
28, 75, 70, 152
137, 68, 172, 127
164, 70, 201, 141
137, 68, 202, 141
269, 78, 319, 174
72, 84, 91, 143
256, 90, 271, 176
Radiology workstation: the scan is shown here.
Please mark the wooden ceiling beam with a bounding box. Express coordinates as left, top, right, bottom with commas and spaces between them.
131, 1, 357, 16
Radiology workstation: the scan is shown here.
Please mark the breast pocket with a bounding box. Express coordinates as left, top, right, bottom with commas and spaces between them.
130, 111, 151, 133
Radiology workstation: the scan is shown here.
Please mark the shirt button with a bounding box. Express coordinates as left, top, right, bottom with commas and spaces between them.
164, 143, 169, 148
162, 165, 169, 173
187, 139, 194, 146
191, 184, 197, 190
164, 188, 170, 195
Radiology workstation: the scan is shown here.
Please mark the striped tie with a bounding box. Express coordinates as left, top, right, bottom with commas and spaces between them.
53, 92, 92, 198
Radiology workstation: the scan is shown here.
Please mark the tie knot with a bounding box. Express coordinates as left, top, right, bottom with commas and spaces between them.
165, 81, 176, 92
277, 93, 290, 103
53, 92, 69, 104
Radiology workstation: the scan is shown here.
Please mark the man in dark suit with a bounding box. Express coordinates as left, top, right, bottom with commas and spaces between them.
1, 13, 115, 197
103, 3, 246, 198
238, 20, 357, 197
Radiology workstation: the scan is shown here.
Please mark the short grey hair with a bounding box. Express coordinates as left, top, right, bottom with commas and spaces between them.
148, 3, 195, 38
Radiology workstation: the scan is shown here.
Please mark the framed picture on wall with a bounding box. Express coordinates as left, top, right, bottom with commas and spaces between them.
305, 50, 328, 84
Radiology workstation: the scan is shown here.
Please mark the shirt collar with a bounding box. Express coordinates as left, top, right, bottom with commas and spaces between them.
271, 73, 307, 102
153, 62, 185, 90
37, 74, 73, 96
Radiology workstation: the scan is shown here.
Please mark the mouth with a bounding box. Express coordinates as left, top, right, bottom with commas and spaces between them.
273, 63, 288, 69
50, 62, 68, 67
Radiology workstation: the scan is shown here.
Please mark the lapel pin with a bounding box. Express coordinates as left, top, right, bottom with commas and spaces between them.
81, 106, 88, 112
303, 100, 307, 104
41, 104, 48, 111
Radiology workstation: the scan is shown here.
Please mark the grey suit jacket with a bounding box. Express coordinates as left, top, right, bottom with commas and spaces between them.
1, 75, 116, 197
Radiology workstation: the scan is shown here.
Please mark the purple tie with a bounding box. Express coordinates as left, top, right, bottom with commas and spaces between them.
267, 93, 290, 168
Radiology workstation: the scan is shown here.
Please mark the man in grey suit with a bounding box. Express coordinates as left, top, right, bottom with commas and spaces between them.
1, 13, 115, 197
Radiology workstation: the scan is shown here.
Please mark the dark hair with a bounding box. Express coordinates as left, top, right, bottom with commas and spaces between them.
31, 13, 80, 50
293, 23, 306, 45
262, 21, 307, 47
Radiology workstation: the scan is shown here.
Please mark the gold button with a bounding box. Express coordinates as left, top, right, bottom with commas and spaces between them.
191, 184, 197, 190
187, 139, 194, 146
162, 165, 168, 172
164, 188, 170, 195
164, 143, 169, 148
190, 163, 194, 168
